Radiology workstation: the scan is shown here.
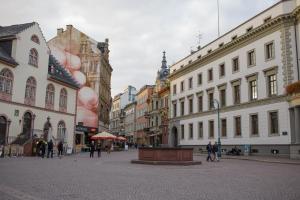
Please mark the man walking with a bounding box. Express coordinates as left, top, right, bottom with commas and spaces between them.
47, 139, 54, 158
213, 141, 219, 161
90, 141, 95, 158
96, 141, 101, 158
206, 141, 213, 162
57, 141, 63, 158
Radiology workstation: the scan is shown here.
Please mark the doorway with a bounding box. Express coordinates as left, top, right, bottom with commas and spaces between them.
0, 116, 7, 145
22, 112, 32, 139
172, 126, 178, 147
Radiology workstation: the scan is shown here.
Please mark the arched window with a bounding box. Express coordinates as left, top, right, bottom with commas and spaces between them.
57, 121, 66, 142
28, 48, 38, 67
59, 88, 67, 112
0, 68, 13, 101
31, 35, 40, 44
24, 77, 36, 105
45, 84, 55, 109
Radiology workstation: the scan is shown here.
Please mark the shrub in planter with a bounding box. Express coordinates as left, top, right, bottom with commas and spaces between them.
286, 81, 300, 95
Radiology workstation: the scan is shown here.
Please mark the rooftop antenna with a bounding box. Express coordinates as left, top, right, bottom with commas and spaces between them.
217, 0, 220, 37
197, 32, 202, 50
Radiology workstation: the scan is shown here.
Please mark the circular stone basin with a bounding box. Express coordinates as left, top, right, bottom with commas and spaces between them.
131, 147, 201, 166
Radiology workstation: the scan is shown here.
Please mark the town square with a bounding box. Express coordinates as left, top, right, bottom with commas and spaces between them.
1, 0, 300, 199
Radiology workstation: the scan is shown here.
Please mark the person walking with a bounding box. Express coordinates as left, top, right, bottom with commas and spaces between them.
90, 141, 95, 158
47, 139, 54, 158
41, 141, 46, 158
57, 141, 63, 158
213, 142, 219, 161
206, 141, 213, 162
107, 143, 111, 154
96, 141, 101, 158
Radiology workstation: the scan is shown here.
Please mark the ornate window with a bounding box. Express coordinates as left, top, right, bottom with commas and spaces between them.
24, 77, 36, 105
59, 88, 67, 112
45, 84, 55, 109
29, 48, 38, 67
0, 68, 13, 101
31, 35, 40, 44
57, 121, 66, 142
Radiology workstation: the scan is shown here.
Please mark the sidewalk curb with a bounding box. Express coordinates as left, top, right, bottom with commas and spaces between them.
193, 154, 300, 165
221, 156, 300, 165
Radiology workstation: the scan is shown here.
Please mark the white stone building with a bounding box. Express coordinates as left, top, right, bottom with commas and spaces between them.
169, 0, 300, 158
0, 22, 79, 155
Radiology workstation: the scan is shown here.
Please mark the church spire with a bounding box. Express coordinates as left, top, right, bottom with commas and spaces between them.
161, 51, 167, 70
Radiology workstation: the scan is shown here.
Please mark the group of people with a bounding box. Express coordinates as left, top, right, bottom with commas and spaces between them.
89, 141, 111, 158
37, 140, 64, 159
206, 141, 220, 162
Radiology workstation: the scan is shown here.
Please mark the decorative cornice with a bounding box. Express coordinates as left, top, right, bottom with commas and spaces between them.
0, 98, 75, 116
169, 11, 297, 81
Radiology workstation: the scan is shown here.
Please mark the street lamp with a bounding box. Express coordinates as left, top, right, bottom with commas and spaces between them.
213, 99, 221, 158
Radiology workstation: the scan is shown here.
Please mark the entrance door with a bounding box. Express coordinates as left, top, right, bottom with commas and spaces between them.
172, 127, 178, 147
22, 112, 32, 139
0, 116, 7, 145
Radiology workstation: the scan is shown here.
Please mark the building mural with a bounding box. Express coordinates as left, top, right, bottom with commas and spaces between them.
48, 25, 112, 131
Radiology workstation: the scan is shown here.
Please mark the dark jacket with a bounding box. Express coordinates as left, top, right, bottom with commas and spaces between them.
206, 144, 212, 153
90, 143, 95, 152
213, 144, 218, 153
48, 141, 53, 150
96, 143, 101, 151
58, 142, 63, 151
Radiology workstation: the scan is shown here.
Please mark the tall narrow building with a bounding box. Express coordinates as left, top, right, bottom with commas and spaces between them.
48, 25, 112, 145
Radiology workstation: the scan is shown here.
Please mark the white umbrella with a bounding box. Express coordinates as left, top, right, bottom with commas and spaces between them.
91, 131, 117, 140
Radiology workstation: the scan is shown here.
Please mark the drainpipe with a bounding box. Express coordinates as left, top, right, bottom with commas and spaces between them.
294, 22, 300, 81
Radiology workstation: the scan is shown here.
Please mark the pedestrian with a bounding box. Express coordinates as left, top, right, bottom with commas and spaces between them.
96, 141, 101, 158
107, 143, 111, 154
90, 141, 95, 158
47, 139, 54, 158
41, 141, 46, 158
206, 141, 213, 162
57, 141, 63, 158
213, 142, 219, 161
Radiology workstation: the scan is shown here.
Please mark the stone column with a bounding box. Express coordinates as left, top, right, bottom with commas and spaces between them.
289, 108, 295, 144
295, 106, 300, 144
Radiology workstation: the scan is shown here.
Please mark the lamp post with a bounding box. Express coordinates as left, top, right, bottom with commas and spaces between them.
213, 99, 221, 158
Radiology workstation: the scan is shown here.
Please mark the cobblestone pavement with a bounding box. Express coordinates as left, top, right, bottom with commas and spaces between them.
0, 150, 300, 200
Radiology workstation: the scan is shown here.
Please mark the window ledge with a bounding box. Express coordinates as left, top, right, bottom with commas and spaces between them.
268, 133, 280, 137
250, 134, 259, 137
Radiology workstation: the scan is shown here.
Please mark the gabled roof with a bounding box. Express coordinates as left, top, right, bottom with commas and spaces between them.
0, 46, 18, 66
0, 22, 35, 38
48, 55, 80, 89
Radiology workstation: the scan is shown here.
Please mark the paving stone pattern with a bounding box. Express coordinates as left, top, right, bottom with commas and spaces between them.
0, 150, 300, 200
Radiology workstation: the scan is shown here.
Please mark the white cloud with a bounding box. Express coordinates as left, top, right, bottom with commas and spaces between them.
0, 0, 279, 96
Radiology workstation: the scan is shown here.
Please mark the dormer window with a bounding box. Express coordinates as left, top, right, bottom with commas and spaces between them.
180, 65, 184, 68
31, 35, 40, 44
197, 55, 202, 59
188, 60, 192, 64
207, 49, 212, 54
219, 43, 224, 47
231, 35, 237, 40
29, 48, 38, 67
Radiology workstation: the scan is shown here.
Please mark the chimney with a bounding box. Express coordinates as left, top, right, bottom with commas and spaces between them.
66, 24, 73, 30
105, 38, 109, 43
57, 28, 63, 36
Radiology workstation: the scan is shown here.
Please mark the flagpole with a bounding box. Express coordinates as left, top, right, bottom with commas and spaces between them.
217, 0, 220, 37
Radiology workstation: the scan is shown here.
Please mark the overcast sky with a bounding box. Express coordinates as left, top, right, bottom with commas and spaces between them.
0, 0, 279, 96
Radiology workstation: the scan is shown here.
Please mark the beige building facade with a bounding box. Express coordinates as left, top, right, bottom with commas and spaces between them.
0, 22, 79, 155
169, 0, 300, 158
48, 25, 112, 134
